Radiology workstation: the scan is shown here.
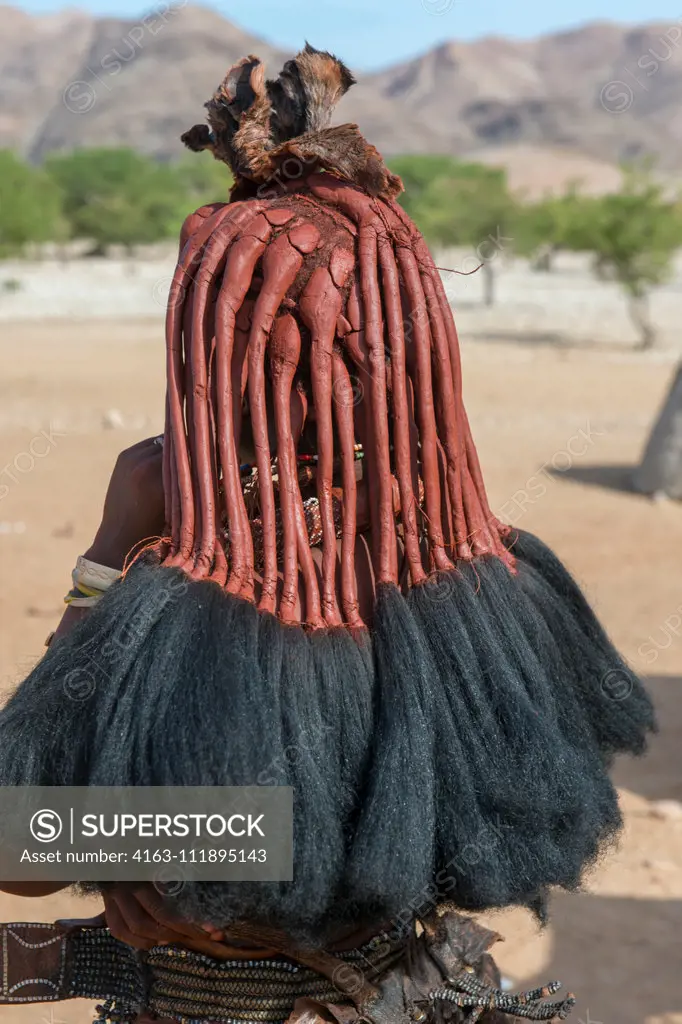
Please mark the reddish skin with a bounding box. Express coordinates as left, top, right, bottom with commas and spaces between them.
0, 877, 382, 961
82, 437, 166, 572
40, 437, 163, 647
0, 883, 238, 959
101, 883, 381, 959
101, 885, 230, 954
0, 882, 69, 897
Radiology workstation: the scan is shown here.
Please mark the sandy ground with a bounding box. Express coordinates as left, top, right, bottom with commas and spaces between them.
0, 302, 681, 1023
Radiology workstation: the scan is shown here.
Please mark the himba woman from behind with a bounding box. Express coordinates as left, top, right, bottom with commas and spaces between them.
0, 44, 655, 1024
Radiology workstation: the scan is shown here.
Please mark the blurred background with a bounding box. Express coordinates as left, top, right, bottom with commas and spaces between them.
1, 1, 681, 1022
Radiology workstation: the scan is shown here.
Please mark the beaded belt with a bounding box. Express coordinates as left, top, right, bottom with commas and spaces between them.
0, 921, 405, 1024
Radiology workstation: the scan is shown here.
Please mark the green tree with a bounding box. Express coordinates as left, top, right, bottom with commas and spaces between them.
585, 167, 682, 349
410, 163, 515, 306
513, 187, 596, 270
171, 151, 233, 210
390, 154, 464, 222
0, 151, 65, 257
44, 148, 187, 251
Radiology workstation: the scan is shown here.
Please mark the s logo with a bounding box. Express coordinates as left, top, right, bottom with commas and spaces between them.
30, 809, 63, 843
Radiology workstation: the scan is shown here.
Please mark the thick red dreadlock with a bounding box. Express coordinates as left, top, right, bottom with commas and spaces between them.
159, 50, 515, 627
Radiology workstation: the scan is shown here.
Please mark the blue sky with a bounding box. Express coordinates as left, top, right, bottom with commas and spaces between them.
15, 0, 682, 69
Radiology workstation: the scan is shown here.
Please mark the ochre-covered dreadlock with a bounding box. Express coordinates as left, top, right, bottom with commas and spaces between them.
0, 45, 656, 945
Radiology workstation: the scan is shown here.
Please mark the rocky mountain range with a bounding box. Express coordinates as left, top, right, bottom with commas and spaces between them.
2, 4, 682, 191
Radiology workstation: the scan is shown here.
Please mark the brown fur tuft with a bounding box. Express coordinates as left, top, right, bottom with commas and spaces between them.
224, 62, 274, 178
181, 123, 214, 154
266, 44, 356, 143
272, 126, 403, 199
202, 58, 273, 176
295, 43, 356, 131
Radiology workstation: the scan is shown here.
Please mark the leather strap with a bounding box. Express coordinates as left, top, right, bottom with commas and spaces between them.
209, 919, 380, 1004
0, 922, 71, 1004
0, 920, 141, 1007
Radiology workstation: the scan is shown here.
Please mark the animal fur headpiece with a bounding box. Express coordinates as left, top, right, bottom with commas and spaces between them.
181, 44, 402, 200
0, 46, 655, 944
